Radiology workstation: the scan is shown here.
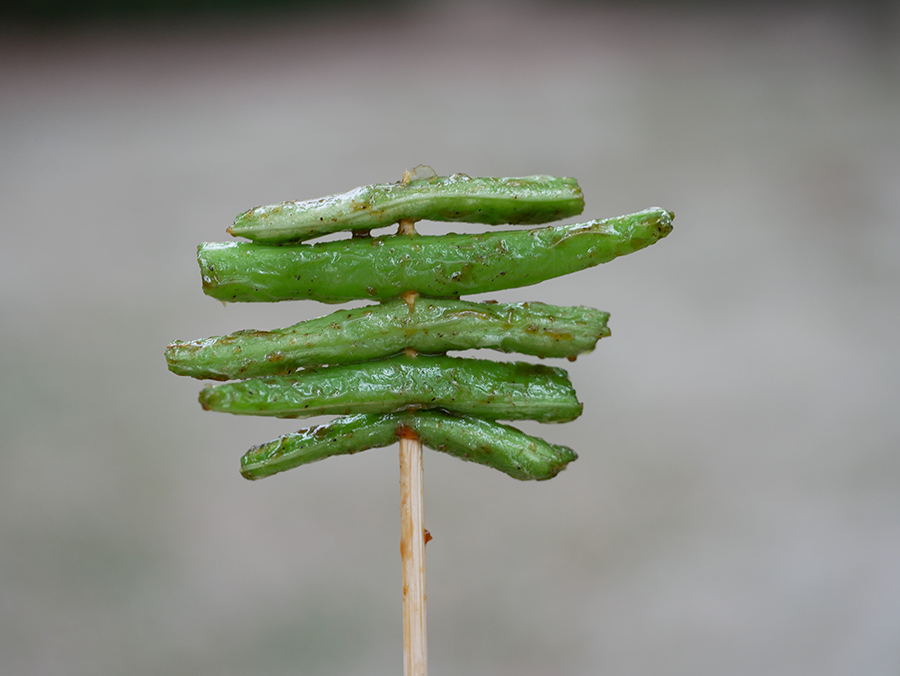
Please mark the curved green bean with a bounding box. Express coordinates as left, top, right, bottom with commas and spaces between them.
199, 208, 673, 304
409, 409, 577, 481
198, 354, 582, 423
239, 410, 577, 481
228, 174, 584, 243
240, 413, 399, 480
166, 298, 610, 381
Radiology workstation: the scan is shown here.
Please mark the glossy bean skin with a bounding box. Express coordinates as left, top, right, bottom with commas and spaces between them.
199, 208, 673, 304
239, 410, 577, 481
166, 298, 610, 381
228, 174, 584, 243
198, 354, 582, 423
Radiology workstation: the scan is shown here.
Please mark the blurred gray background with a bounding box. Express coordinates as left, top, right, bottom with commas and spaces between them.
2, 2, 899, 674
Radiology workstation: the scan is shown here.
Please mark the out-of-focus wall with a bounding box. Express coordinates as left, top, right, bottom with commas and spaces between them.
1, 3, 898, 675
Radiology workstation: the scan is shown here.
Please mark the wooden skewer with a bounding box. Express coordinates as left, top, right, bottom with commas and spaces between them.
399, 425, 427, 676
398, 201, 427, 676
396, 161, 437, 674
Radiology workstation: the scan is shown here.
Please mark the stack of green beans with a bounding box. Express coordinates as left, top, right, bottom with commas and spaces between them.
166, 167, 673, 481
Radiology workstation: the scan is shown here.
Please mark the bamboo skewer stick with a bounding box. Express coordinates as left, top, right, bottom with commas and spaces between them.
400, 428, 428, 676
399, 199, 428, 676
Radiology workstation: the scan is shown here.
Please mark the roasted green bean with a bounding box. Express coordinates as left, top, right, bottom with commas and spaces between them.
239, 410, 577, 481
228, 174, 584, 243
199, 208, 673, 304
198, 354, 581, 423
166, 298, 610, 381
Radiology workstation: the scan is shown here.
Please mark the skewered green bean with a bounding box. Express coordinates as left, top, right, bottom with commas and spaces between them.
239, 410, 577, 481
199, 208, 673, 304
407, 409, 577, 481
228, 174, 584, 243
166, 298, 610, 381
198, 354, 581, 423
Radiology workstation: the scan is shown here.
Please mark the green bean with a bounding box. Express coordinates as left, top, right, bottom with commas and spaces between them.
239, 410, 577, 481
199, 208, 673, 304
166, 298, 610, 381
198, 354, 581, 423
240, 413, 400, 480
228, 174, 584, 243
408, 409, 577, 481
